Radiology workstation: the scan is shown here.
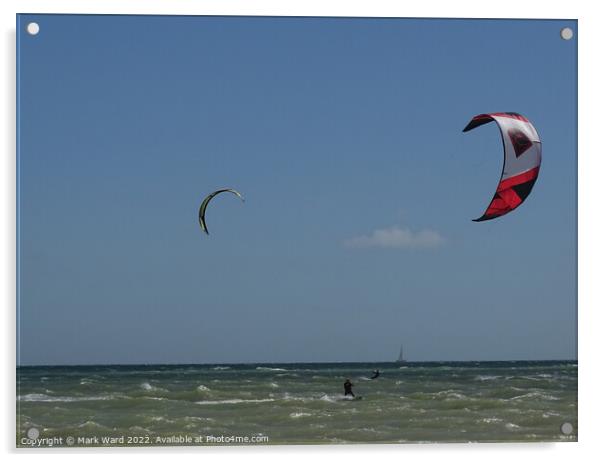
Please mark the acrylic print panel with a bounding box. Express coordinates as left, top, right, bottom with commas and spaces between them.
16, 14, 577, 446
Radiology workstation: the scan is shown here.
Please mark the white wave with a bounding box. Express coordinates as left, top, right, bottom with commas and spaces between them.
360, 427, 380, 433
183, 416, 215, 422
195, 398, 275, 405
149, 416, 176, 423
269, 382, 279, 388
281, 393, 312, 402
18, 393, 121, 402
256, 367, 287, 372
79, 379, 97, 386
196, 384, 211, 391
444, 392, 468, 400
212, 366, 231, 370
77, 420, 106, 429
522, 375, 550, 381
475, 375, 502, 381
510, 392, 561, 401
505, 422, 521, 430
479, 417, 503, 424
429, 390, 469, 400
140, 382, 168, 393
289, 412, 312, 418
320, 393, 358, 402
128, 426, 150, 433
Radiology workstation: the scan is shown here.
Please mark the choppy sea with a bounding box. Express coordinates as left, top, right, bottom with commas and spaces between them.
17, 361, 577, 446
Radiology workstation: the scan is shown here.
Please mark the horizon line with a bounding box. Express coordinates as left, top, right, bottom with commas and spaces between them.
16, 358, 578, 368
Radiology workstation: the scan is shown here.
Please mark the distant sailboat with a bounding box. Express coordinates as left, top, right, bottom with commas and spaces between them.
396, 344, 406, 363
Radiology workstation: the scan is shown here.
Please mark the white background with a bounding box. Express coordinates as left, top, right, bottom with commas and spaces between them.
2, 1, 599, 461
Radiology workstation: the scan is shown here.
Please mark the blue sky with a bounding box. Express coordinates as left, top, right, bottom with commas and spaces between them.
17, 15, 577, 365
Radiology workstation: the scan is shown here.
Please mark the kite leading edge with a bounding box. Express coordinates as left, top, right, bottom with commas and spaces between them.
198, 188, 245, 235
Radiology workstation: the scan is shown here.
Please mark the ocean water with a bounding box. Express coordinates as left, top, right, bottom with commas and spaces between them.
17, 361, 577, 446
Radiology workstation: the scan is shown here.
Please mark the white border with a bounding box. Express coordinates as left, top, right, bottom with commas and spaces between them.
3, 1, 600, 461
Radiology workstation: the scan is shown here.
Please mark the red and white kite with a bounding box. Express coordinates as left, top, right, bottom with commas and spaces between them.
463, 112, 542, 222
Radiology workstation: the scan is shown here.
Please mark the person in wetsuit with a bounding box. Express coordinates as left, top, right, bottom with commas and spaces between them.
370, 369, 380, 380
343, 378, 355, 397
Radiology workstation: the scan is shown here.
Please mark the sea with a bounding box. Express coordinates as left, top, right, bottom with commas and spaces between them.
17, 361, 577, 446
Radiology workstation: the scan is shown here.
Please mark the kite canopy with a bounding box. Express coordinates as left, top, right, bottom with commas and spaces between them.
463, 112, 542, 222
198, 188, 244, 235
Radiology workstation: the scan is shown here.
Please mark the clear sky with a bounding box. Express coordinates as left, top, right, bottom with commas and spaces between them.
17, 15, 577, 365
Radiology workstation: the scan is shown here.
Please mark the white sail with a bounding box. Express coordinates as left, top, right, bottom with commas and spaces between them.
396, 345, 406, 363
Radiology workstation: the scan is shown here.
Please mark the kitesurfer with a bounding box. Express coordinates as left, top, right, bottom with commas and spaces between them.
343, 378, 355, 397
370, 369, 380, 380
